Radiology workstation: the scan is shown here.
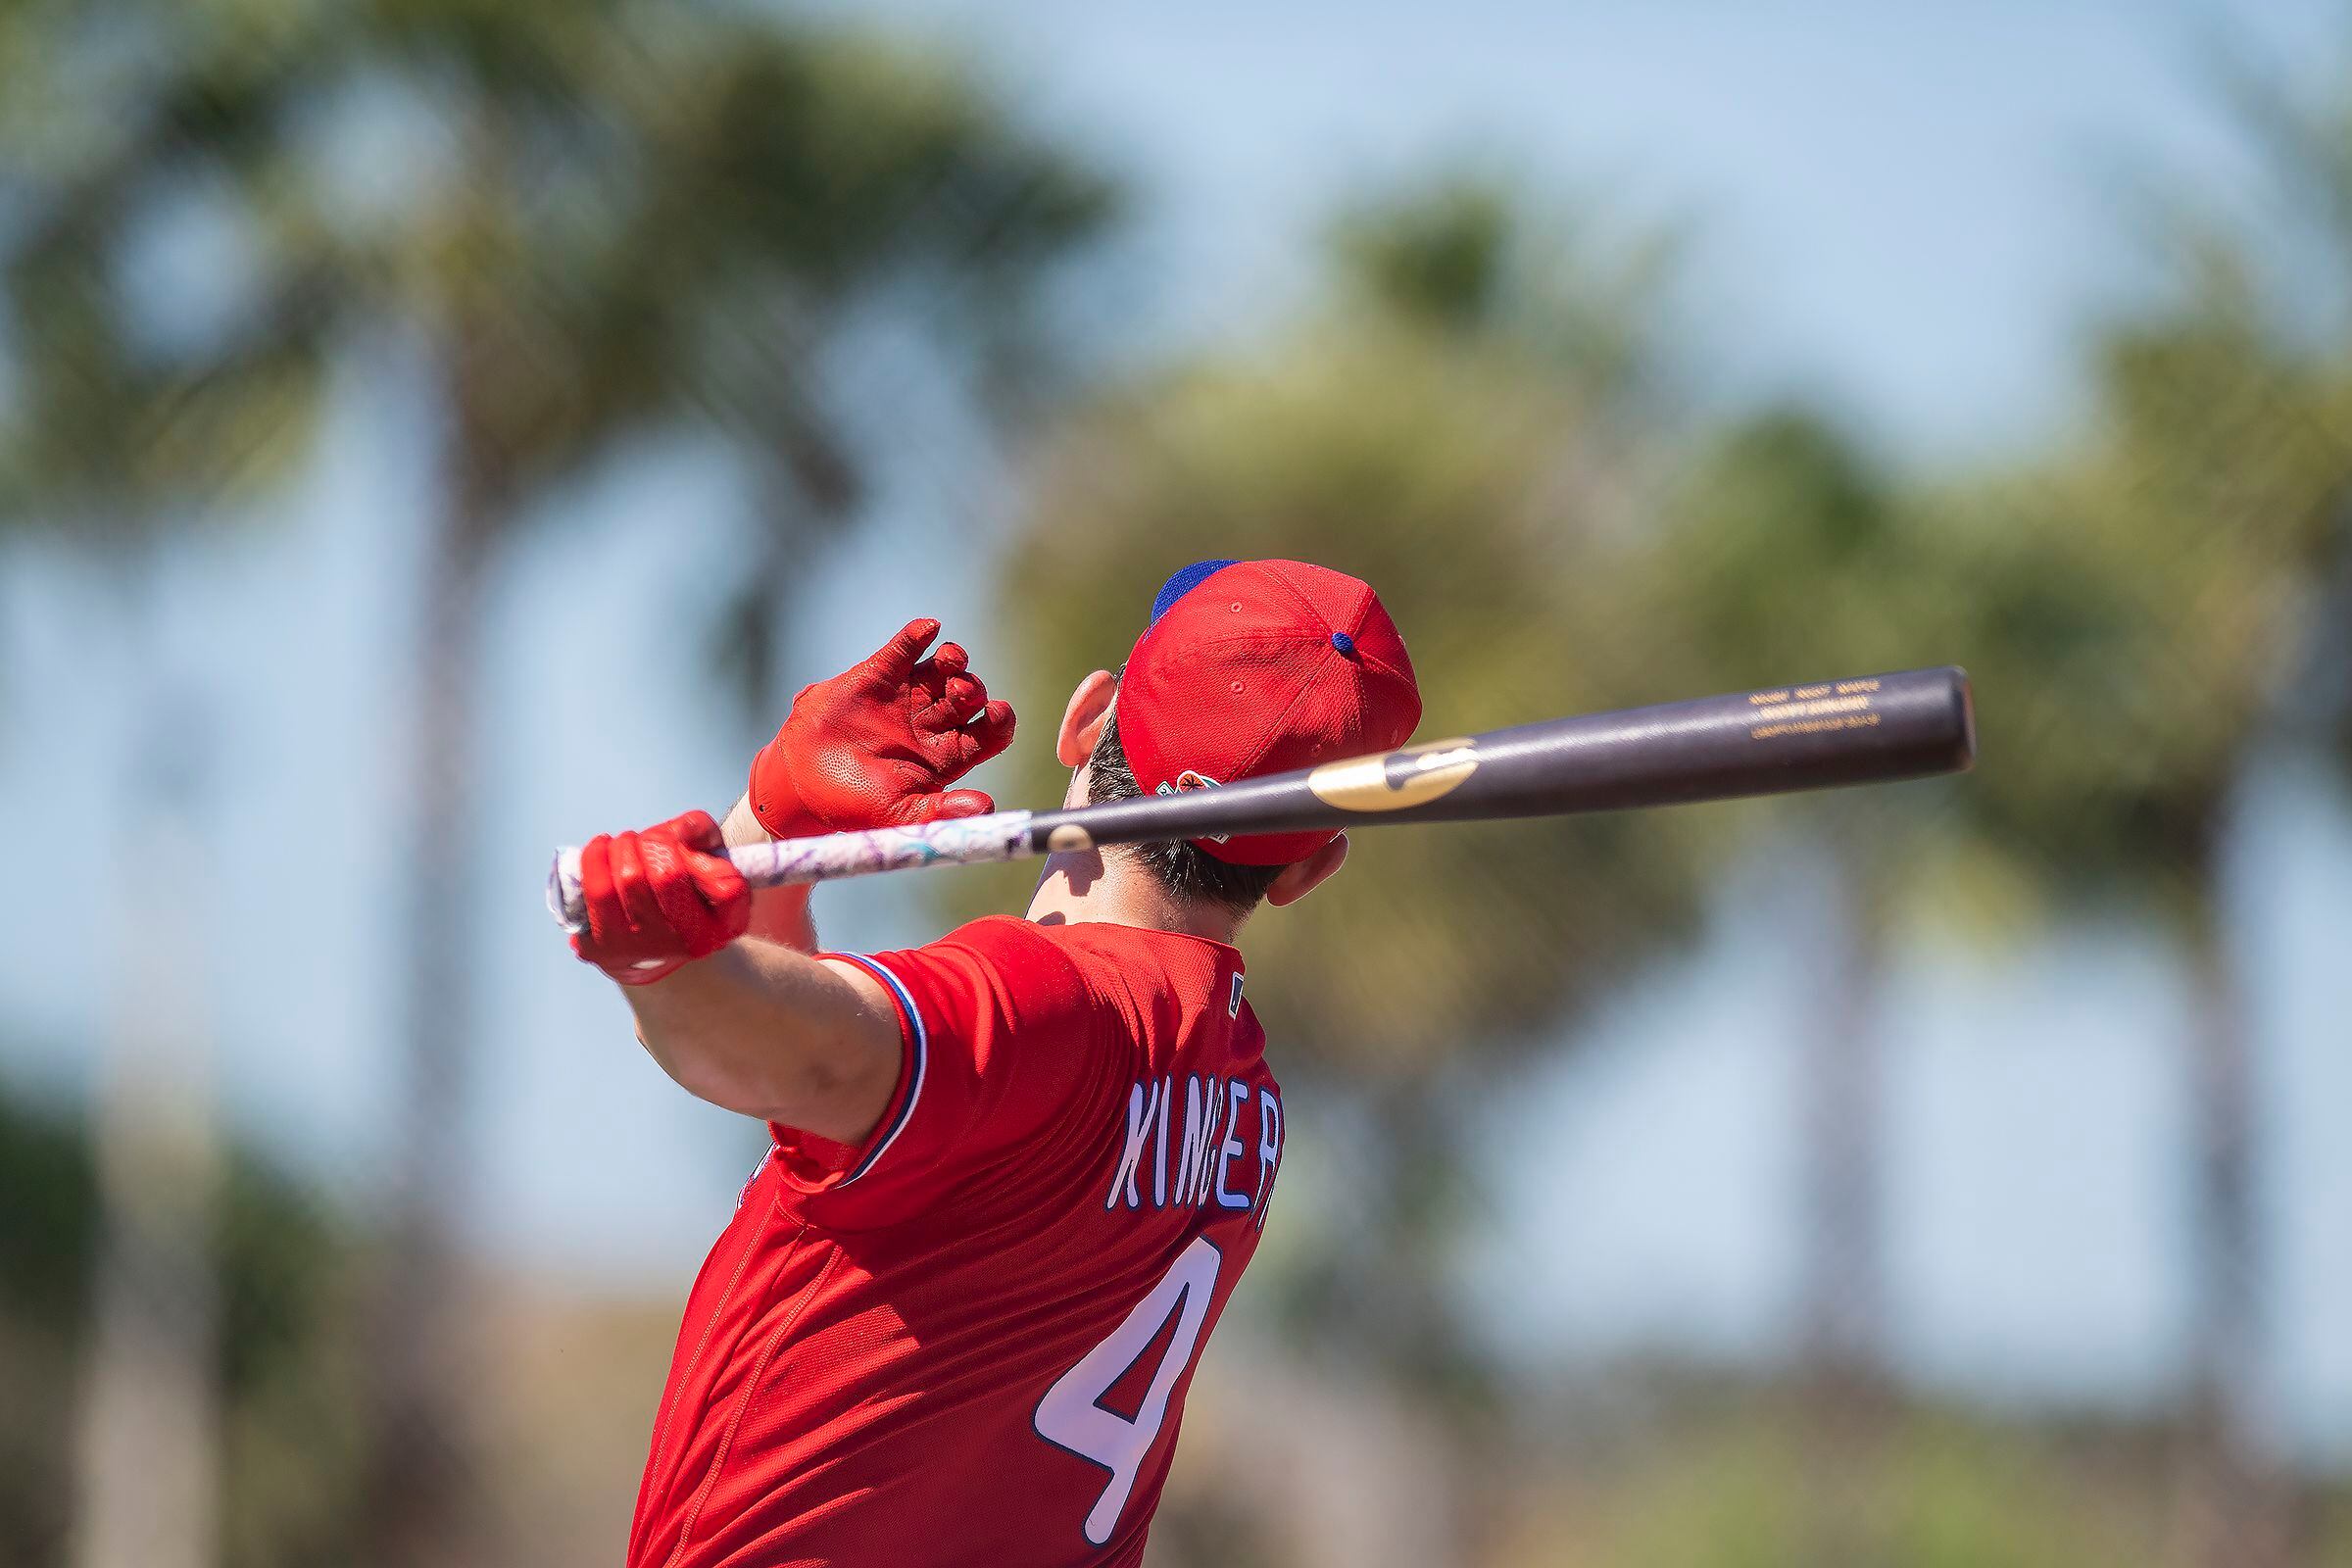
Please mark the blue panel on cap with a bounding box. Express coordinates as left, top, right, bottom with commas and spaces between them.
1150, 559, 1241, 625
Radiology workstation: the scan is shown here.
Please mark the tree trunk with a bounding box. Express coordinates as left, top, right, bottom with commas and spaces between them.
2180, 887, 2295, 1568
363, 433, 501, 1568
1798, 831, 1890, 1566
75, 726, 220, 1568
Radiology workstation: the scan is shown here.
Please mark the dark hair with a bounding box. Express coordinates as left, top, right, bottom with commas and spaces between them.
1087, 712, 1288, 914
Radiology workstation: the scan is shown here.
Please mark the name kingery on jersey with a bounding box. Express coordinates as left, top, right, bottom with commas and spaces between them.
1105, 1072, 1282, 1230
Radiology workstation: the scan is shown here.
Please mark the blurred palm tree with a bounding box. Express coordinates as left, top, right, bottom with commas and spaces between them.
1936, 45, 2352, 1553
1940, 265, 2351, 1568
1660, 410, 1959, 1406
1665, 409, 2013, 1568
1670, 263, 2352, 1565
0, 2, 1110, 1560
0, 1074, 365, 1567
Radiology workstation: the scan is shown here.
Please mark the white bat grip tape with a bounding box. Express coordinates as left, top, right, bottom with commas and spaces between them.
548, 811, 1037, 934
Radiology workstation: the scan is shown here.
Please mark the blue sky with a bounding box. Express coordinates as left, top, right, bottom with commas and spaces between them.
805, 0, 2343, 455
4, 0, 2348, 1462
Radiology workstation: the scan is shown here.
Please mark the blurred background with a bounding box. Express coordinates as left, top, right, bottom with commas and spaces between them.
3, 1, 2350, 1564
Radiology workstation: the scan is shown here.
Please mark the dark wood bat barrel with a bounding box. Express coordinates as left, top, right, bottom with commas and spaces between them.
1025, 665, 1976, 852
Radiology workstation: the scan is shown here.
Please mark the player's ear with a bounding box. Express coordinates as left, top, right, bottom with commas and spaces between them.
1056, 669, 1118, 769
1265, 832, 1348, 908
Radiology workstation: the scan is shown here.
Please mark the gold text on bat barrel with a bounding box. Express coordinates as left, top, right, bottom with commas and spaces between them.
1752, 711, 1882, 741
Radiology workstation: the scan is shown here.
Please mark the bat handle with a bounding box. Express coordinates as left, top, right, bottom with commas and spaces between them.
546, 810, 1038, 933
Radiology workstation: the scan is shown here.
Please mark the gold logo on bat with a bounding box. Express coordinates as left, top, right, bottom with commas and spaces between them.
1307, 737, 1480, 811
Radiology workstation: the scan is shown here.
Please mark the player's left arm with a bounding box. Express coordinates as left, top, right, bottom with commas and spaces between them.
567, 808, 903, 1143
568, 617, 1011, 1139
627, 942, 901, 1146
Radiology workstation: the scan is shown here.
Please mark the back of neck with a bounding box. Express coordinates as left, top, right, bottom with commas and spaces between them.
1024, 848, 1247, 946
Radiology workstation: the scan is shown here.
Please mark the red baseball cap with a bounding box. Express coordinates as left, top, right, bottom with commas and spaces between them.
1116, 560, 1422, 866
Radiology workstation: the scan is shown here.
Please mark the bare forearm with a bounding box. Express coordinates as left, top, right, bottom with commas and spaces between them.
623, 942, 898, 1143
721, 794, 818, 952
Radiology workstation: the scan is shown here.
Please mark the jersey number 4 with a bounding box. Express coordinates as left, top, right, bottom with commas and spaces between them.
1033, 1237, 1224, 1546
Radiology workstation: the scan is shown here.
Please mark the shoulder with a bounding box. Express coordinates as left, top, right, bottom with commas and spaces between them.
860, 916, 1100, 1025
926, 915, 1091, 985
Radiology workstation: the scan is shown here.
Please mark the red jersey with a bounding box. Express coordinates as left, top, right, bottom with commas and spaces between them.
626, 915, 1286, 1568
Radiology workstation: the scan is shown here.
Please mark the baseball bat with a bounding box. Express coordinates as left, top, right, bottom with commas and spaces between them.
549, 665, 1974, 933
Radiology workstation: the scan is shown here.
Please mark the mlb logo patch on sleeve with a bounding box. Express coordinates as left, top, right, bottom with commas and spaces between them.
1228, 972, 1245, 1018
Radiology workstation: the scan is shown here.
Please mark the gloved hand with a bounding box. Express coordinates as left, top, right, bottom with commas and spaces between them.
749, 617, 1017, 838
569, 809, 750, 985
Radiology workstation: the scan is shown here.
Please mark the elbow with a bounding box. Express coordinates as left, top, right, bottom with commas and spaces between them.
636, 1026, 776, 1121
660, 1035, 843, 1126
700, 1052, 883, 1143
666, 1051, 781, 1121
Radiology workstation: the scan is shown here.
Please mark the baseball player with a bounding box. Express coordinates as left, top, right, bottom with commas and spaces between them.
567, 560, 1420, 1566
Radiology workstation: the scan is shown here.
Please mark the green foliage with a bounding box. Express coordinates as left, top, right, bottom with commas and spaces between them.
1330, 178, 1517, 331
1488, 1397, 2180, 1568
1927, 265, 2352, 928
0, 1089, 97, 1562
0, 1084, 96, 1323
0, 0, 1114, 563
976, 183, 1705, 1080
0, 1079, 368, 1567
1329, 171, 1682, 403
1659, 239, 2352, 935
1657, 404, 1959, 795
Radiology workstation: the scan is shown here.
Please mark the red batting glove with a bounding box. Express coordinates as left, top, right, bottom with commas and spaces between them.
749, 617, 1018, 838
569, 810, 750, 986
